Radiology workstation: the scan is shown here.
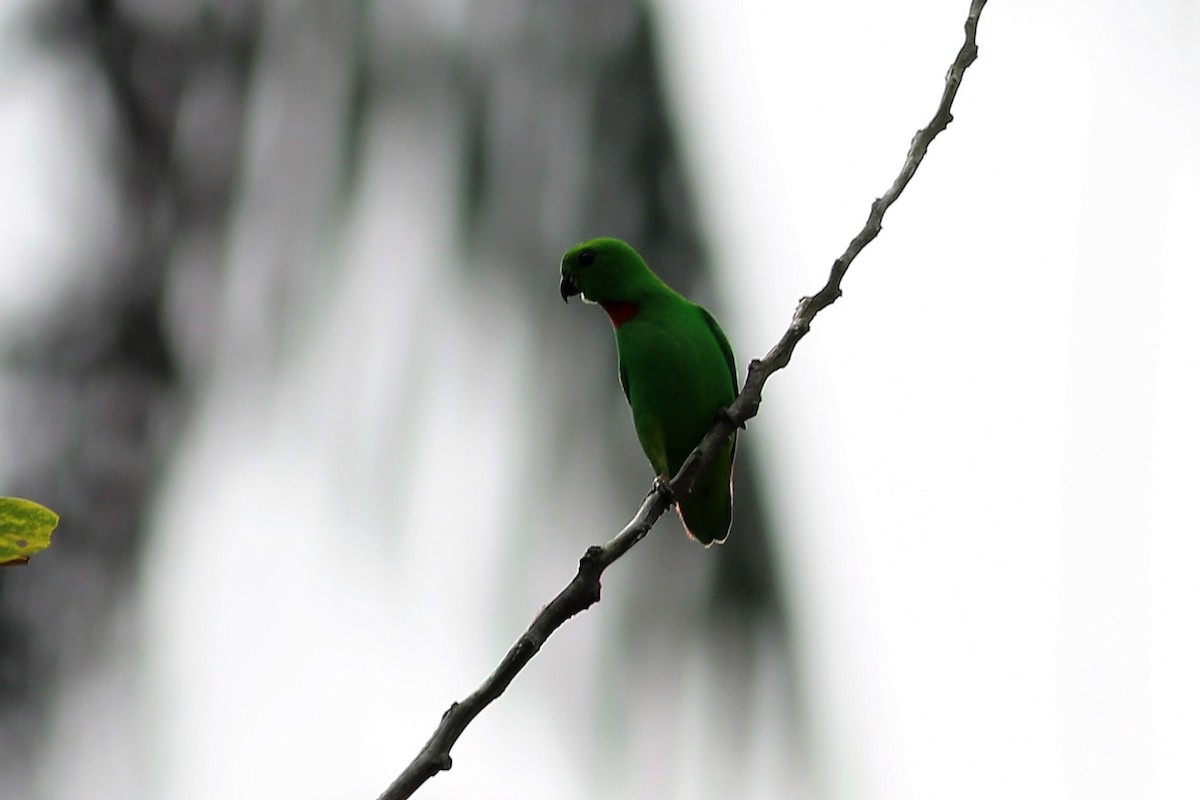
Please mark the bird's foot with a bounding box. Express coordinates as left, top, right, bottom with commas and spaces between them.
652, 476, 677, 505
716, 406, 745, 430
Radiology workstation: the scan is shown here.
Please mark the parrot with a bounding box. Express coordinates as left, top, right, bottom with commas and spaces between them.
559, 237, 738, 546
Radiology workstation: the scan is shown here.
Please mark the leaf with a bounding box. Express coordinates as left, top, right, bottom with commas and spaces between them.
0, 497, 60, 567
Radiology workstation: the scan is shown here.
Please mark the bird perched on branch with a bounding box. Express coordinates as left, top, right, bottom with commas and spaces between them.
560, 237, 738, 546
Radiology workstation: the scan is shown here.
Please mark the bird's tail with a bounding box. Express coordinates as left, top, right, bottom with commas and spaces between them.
677, 444, 734, 546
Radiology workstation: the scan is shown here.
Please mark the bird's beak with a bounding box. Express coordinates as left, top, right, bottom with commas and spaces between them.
559, 272, 581, 303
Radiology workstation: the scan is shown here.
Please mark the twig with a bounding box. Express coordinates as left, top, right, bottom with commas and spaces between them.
376, 2, 988, 797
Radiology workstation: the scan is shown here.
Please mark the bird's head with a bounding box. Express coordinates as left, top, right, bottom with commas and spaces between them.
559, 237, 659, 306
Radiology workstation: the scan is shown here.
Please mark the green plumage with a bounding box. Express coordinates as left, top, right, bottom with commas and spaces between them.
560, 237, 737, 546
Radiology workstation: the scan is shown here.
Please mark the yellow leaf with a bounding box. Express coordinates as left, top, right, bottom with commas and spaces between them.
0, 497, 60, 567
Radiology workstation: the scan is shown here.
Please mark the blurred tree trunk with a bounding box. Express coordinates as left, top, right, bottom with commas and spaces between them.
0, 1, 803, 796
0, 2, 261, 794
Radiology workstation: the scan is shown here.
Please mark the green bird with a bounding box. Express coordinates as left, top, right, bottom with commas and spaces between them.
559, 237, 738, 546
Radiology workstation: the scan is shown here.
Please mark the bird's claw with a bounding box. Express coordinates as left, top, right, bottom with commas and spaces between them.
652, 476, 677, 505
716, 406, 745, 430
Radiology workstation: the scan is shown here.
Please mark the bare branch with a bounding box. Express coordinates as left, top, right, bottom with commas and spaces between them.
376, 2, 988, 797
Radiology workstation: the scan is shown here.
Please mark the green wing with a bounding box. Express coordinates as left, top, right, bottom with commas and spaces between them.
698, 306, 738, 397
697, 304, 739, 464
618, 361, 631, 404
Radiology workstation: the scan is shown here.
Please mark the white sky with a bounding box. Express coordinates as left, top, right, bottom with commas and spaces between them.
656, 1, 1200, 799
0, 3, 113, 340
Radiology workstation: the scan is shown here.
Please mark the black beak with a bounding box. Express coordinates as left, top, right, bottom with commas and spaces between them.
559, 272, 580, 303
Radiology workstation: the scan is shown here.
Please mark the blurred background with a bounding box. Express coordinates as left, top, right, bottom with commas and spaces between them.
1, 0, 1197, 798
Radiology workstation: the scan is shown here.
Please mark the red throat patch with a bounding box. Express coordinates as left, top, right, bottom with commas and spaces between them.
600, 300, 639, 328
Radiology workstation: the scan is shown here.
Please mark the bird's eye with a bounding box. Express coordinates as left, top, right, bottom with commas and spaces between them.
578, 250, 595, 267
